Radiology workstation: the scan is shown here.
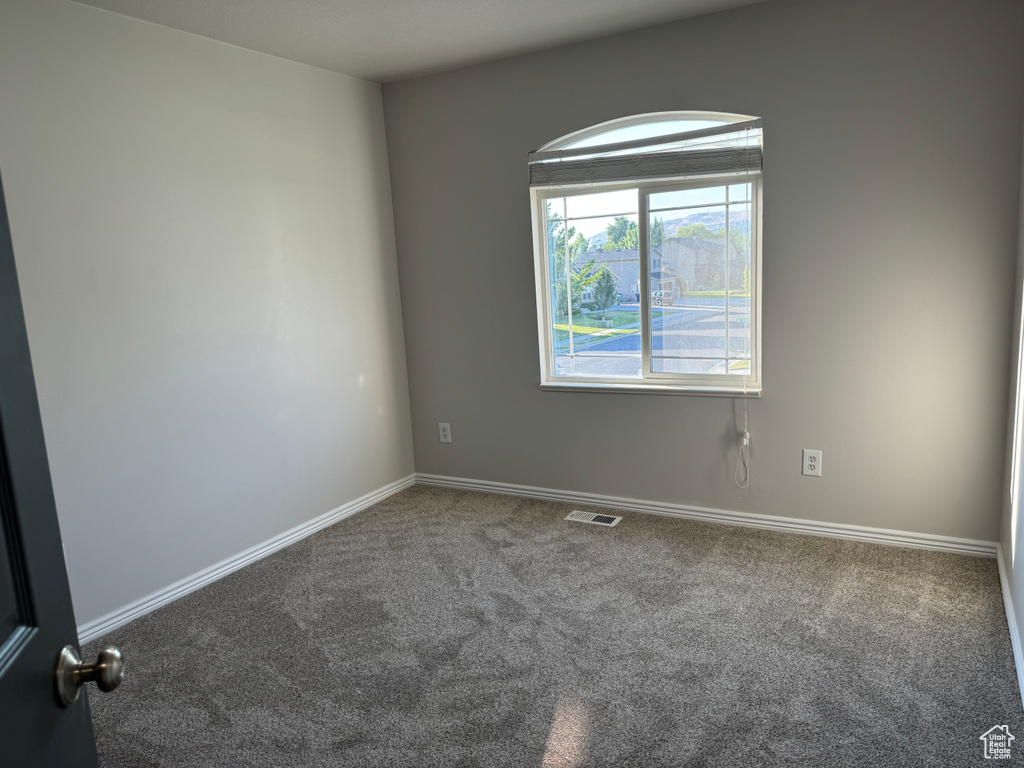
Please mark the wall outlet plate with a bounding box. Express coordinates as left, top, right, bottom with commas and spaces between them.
802, 449, 821, 476
438, 422, 451, 443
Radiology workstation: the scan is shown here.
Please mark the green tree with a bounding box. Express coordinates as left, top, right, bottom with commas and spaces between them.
593, 266, 617, 320
558, 257, 598, 318
674, 222, 722, 240
650, 217, 664, 249
547, 203, 596, 317
603, 216, 639, 251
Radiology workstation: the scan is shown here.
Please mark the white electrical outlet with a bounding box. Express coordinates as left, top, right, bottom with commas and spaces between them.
438, 423, 451, 443
802, 449, 822, 477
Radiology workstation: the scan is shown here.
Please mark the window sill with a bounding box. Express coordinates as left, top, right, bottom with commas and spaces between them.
540, 381, 761, 397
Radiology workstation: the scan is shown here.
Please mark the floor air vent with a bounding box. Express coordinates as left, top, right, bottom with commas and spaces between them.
565, 510, 622, 527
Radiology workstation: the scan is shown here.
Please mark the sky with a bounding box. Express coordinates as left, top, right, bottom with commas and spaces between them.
547, 184, 753, 243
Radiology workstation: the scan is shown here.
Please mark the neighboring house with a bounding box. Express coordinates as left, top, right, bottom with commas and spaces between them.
573, 237, 743, 303
651, 247, 680, 300
574, 249, 640, 303
655, 236, 739, 294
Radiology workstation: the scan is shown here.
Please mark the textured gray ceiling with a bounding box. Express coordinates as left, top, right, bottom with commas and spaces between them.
71, 0, 762, 82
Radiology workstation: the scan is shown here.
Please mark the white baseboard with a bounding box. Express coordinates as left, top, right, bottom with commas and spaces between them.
415, 473, 997, 558
77, 474, 416, 644
79, 470, 998, 645
996, 543, 1024, 709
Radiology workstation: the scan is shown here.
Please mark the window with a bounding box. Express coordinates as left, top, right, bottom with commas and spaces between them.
529, 112, 762, 395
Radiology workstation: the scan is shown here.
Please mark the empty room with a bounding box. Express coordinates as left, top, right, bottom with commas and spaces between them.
2, 0, 1024, 765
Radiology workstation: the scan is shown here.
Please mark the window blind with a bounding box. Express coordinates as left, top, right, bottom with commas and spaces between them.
529, 119, 762, 187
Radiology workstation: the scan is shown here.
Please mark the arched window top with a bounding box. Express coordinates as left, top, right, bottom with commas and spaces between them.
540, 111, 757, 153
529, 111, 762, 188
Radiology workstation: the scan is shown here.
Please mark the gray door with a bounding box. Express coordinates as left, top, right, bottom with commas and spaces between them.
0, 173, 102, 767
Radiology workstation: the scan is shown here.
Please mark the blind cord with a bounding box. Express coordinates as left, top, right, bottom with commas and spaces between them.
734, 380, 750, 488
734, 122, 752, 490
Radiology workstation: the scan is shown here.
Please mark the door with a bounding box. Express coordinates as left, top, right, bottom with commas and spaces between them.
0, 173, 103, 767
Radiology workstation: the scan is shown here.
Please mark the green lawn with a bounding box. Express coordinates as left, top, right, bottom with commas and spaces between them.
685, 290, 751, 298
554, 310, 640, 344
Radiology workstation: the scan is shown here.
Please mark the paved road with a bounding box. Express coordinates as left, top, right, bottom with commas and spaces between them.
556, 298, 750, 356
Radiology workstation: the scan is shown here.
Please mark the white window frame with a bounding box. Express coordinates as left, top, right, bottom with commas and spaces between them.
531, 173, 762, 396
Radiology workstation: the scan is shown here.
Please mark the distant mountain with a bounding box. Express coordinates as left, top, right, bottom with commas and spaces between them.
586, 208, 749, 250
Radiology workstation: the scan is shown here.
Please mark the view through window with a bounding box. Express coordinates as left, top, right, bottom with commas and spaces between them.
530, 113, 762, 393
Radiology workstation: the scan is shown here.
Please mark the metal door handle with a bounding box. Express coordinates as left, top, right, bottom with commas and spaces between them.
55, 645, 124, 706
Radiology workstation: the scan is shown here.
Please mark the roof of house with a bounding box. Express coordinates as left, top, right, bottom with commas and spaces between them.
576, 249, 639, 262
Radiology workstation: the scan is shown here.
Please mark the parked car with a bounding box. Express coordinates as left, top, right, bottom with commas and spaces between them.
652, 291, 675, 307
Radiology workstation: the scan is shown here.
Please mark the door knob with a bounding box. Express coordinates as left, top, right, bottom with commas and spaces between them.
55, 645, 124, 707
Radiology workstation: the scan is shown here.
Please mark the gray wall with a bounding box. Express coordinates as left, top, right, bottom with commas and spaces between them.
383, 0, 1024, 541
0, 0, 414, 626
